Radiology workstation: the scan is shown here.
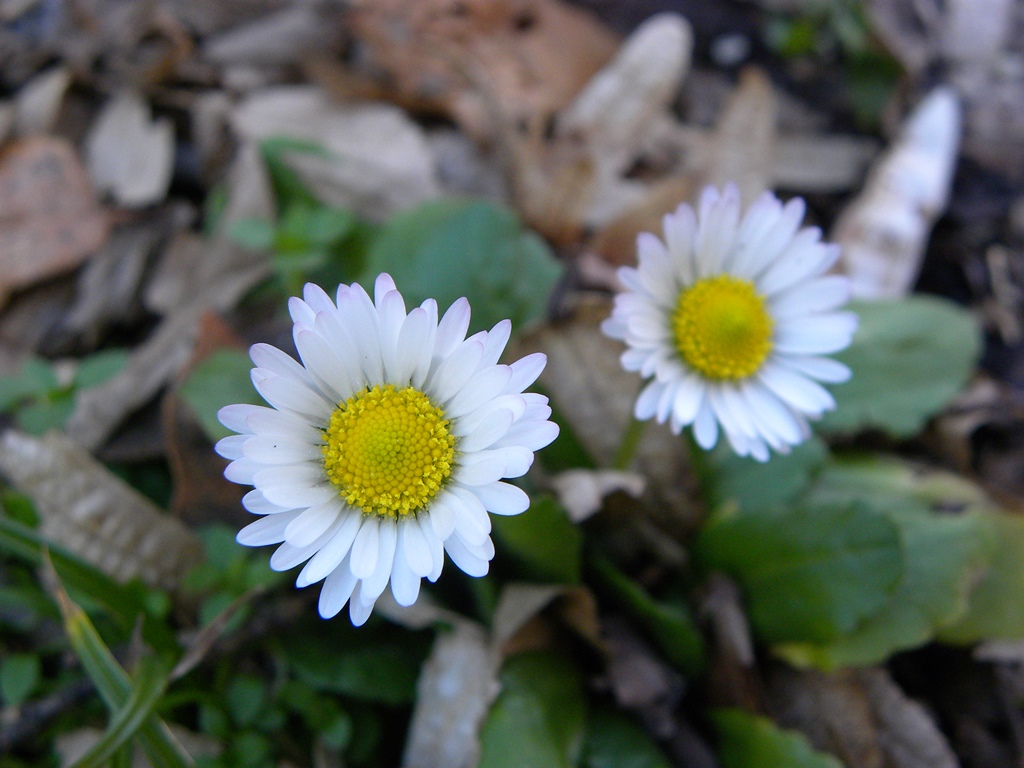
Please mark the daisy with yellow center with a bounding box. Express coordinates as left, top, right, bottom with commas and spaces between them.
602, 184, 857, 461
217, 274, 558, 625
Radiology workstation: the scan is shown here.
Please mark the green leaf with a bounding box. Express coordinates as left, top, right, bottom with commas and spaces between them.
362, 198, 561, 333
587, 552, 705, 675
54, 577, 193, 768
583, 706, 672, 768
287, 623, 432, 705
226, 676, 267, 727
0, 357, 58, 410
697, 501, 902, 644
819, 297, 981, 438
778, 503, 994, 668
0, 653, 41, 707
0, 514, 177, 652
259, 136, 330, 208
702, 436, 829, 513
712, 708, 843, 768
938, 512, 1024, 644
74, 350, 129, 390
69, 656, 172, 768
492, 495, 581, 584
229, 217, 277, 250
479, 651, 587, 768
15, 394, 75, 435
178, 350, 262, 442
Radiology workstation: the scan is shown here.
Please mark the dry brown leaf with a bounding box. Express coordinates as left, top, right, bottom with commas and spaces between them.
85, 92, 175, 208
551, 468, 646, 523
13, 66, 71, 136
0, 430, 203, 592
202, 5, 336, 67
231, 88, 441, 220
345, 0, 619, 142
0, 137, 109, 308
704, 66, 777, 205
833, 87, 961, 299
766, 664, 959, 768
402, 620, 497, 768
66, 143, 273, 450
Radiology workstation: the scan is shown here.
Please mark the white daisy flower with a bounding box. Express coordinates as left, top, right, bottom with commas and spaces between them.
601, 185, 857, 462
216, 274, 558, 625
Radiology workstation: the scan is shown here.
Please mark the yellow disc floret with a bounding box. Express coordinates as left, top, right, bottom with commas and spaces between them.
672, 275, 774, 381
322, 385, 455, 518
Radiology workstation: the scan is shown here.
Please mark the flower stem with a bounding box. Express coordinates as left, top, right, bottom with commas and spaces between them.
612, 416, 647, 470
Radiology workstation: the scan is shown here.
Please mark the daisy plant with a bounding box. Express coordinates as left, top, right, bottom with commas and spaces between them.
216, 274, 558, 625
602, 184, 858, 461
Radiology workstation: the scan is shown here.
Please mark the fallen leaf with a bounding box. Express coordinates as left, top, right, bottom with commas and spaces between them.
0, 430, 203, 592
0, 137, 110, 307
85, 92, 175, 208
833, 87, 961, 299
551, 468, 646, 523
13, 66, 71, 136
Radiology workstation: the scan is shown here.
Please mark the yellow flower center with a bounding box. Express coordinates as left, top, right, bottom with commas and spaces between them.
322, 385, 456, 518
671, 275, 773, 381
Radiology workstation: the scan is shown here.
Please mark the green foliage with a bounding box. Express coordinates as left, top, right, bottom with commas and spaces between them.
361, 198, 562, 333
938, 513, 1024, 644
478, 651, 587, 768
588, 552, 705, 675
0, 350, 127, 435
820, 297, 981, 438
712, 709, 843, 768
492, 495, 582, 584
583, 706, 672, 768
178, 350, 263, 442
697, 500, 903, 645
1, 653, 40, 707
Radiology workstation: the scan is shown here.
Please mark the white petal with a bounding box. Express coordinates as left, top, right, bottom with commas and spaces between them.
377, 289, 407, 381
447, 486, 491, 546
780, 355, 852, 383
243, 434, 323, 464
390, 545, 422, 607
237, 509, 301, 546
445, 365, 512, 417
695, 184, 740, 276
245, 408, 322, 443
471, 481, 529, 516
302, 282, 337, 315
350, 516, 380, 579
285, 499, 345, 549
734, 196, 806, 279
770, 275, 851, 319
427, 495, 457, 540
758, 361, 836, 416
218, 404, 259, 435
491, 419, 558, 451
318, 557, 358, 618
374, 273, 398, 304
394, 306, 432, 386
428, 340, 485, 404
242, 489, 290, 515
224, 458, 259, 485
250, 343, 312, 385
295, 512, 361, 586
774, 312, 858, 355
455, 454, 507, 486
399, 516, 434, 577
294, 329, 355, 404
663, 203, 696, 284
255, 465, 334, 508
458, 408, 515, 453
215, 434, 247, 460
252, 373, 333, 421
360, 517, 397, 603
480, 320, 512, 369
288, 296, 316, 327
444, 532, 491, 577
634, 379, 666, 420
435, 297, 471, 359
692, 399, 719, 449
348, 583, 375, 626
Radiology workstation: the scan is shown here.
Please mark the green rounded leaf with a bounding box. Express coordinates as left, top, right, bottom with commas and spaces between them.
492, 495, 581, 584
819, 296, 981, 438
584, 706, 672, 768
479, 651, 586, 768
0, 653, 40, 707
697, 501, 902, 644
179, 349, 262, 442
938, 512, 1024, 644
362, 198, 561, 333
712, 709, 843, 768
